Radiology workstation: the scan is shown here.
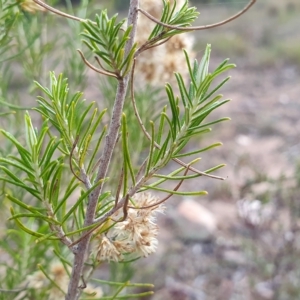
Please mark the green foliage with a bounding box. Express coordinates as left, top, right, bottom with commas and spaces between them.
0, 0, 240, 299
149, 0, 198, 40
0, 223, 54, 300
139, 45, 233, 196
0, 0, 19, 62
81, 11, 137, 77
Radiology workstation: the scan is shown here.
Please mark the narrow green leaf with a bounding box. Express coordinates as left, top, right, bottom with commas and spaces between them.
96, 201, 114, 218
175, 72, 192, 107
145, 121, 155, 175
53, 181, 80, 214
92, 292, 154, 300
6, 194, 44, 214
153, 173, 201, 180
201, 76, 230, 103
184, 106, 190, 126
121, 114, 136, 185
174, 142, 223, 158
161, 112, 175, 141
87, 108, 107, 140
64, 222, 100, 237
153, 132, 171, 165
155, 106, 167, 146
180, 128, 211, 140
0, 158, 35, 178
191, 100, 230, 124
198, 44, 211, 84
38, 264, 66, 294
91, 278, 154, 288
67, 92, 83, 132
146, 158, 200, 188
188, 117, 230, 132
204, 163, 226, 173
36, 122, 49, 156
214, 58, 230, 72
34, 81, 53, 99
121, 44, 137, 76
78, 107, 98, 149
195, 73, 213, 101
53, 249, 72, 268
9, 213, 60, 225
49, 163, 64, 207
142, 185, 207, 196
35, 95, 55, 112
39, 138, 62, 168
35, 231, 58, 243
0, 168, 39, 195
10, 208, 46, 238
79, 134, 92, 167
24, 112, 37, 151
111, 281, 128, 300
1, 130, 31, 164
75, 102, 95, 137
213, 63, 236, 78
40, 160, 59, 181
87, 125, 107, 174
165, 84, 180, 132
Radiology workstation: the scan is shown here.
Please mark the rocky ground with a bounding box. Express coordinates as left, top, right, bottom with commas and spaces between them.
130, 2, 300, 299
80, 1, 300, 298
133, 64, 300, 300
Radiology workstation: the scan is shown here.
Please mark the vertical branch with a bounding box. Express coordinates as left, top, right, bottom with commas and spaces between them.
65, 1, 139, 299
88, 0, 139, 222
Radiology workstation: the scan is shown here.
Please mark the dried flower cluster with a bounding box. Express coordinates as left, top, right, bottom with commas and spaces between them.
17, 0, 45, 13
93, 192, 164, 262
135, 0, 194, 85
26, 261, 103, 299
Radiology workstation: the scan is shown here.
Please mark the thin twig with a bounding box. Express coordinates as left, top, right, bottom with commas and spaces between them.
173, 158, 223, 179
142, 37, 172, 52
138, 0, 256, 31
112, 194, 130, 223
128, 165, 190, 210
136, 157, 148, 181
79, 275, 87, 289
130, 59, 224, 180
77, 50, 119, 79
135, 32, 171, 57
94, 56, 114, 75
32, 0, 92, 23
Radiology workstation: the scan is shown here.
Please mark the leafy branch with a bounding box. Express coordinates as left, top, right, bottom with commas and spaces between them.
0, 0, 256, 299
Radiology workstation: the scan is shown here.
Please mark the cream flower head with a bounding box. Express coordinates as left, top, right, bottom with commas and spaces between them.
93, 192, 164, 262
135, 0, 194, 85
17, 0, 45, 13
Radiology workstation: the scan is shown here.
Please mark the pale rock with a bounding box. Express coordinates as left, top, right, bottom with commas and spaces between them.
236, 134, 252, 146
177, 199, 217, 232
255, 281, 274, 299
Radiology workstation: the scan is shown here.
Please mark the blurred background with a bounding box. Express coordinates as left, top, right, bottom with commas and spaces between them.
1, 0, 300, 299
